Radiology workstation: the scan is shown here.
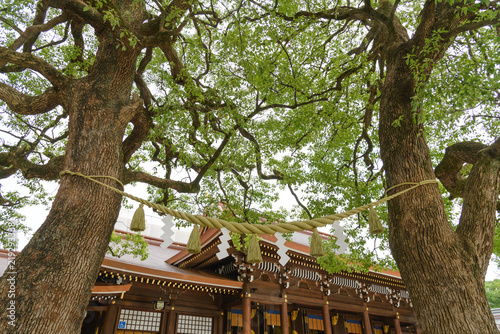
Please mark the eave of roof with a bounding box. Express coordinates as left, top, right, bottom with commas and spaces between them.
166, 227, 221, 265
101, 257, 242, 289
92, 284, 132, 295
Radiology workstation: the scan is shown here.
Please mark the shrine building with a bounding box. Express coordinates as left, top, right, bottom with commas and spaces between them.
78, 224, 420, 334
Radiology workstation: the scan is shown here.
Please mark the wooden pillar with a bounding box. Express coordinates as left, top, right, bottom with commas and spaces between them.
167, 306, 176, 334
393, 317, 402, 334
363, 308, 373, 334
102, 303, 118, 334
215, 294, 224, 334
322, 304, 332, 334
160, 309, 168, 334
216, 312, 224, 334
243, 295, 252, 334
415, 324, 421, 334
281, 302, 289, 334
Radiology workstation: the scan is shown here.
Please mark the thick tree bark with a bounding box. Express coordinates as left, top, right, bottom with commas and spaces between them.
0, 32, 141, 333
379, 46, 499, 334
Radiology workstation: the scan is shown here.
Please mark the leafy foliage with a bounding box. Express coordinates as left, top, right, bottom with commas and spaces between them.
107, 231, 149, 261
486, 279, 500, 309
493, 224, 500, 268
0, 0, 499, 272
0, 187, 35, 249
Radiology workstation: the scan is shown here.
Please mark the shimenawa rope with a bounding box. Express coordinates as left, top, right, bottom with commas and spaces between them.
59, 170, 437, 235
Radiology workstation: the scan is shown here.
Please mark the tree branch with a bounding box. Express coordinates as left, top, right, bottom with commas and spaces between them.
70, 17, 85, 64
123, 170, 200, 193
411, 1, 491, 61
269, 4, 371, 23
193, 131, 233, 184
0, 83, 61, 115
238, 127, 283, 181
0, 47, 69, 89
159, 41, 187, 85
122, 106, 153, 163
435, 141, 487, 199
0, 149, 65, 181
411, 0, 438, 50
8, 14, 68, 53
444, 17, 500, 41
47, 0, 104, 30
0, 15, 23, 34
23, 1, 49, 52
288, 184, 312, 220
456, 138, 500, 275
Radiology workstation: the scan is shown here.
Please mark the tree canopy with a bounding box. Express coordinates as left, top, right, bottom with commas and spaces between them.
0, 0, 500, 333
1, 0, 499, 270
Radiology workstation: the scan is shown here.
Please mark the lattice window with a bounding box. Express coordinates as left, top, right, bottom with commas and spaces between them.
375, 325, 384, 334
177, 314, 213, 334
116, 309, 161, 334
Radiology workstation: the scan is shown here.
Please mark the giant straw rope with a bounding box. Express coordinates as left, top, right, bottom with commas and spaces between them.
59, 170, 438, 234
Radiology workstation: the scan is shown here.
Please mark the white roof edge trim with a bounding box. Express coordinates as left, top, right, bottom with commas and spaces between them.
91, 291, 128, 295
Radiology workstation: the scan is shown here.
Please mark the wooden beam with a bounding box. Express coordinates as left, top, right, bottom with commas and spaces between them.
399, 315, 418, 323
222, 299, 243, 310
86, 306, 107, 311
168, 305, 224, 317
327, 301, 365, 313
247, 294, 284, 305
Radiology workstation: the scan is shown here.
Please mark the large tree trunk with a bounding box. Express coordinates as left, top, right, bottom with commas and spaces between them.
0, 34, 140, 332
379, 47, 499, 334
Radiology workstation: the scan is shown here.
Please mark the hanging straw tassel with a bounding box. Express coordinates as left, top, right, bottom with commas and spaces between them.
368, 207, 385, 234
310, 228, 325, 257
130, 204, 146, 232
186, 224, 201, 254
246, 234, 263, 263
